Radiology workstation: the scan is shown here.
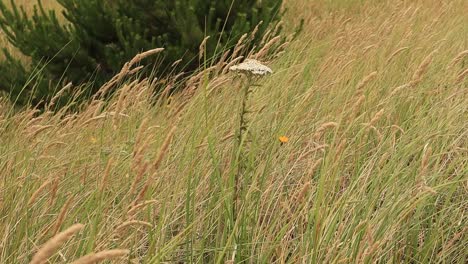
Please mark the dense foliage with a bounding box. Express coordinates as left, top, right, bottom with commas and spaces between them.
0, 0, 283, 107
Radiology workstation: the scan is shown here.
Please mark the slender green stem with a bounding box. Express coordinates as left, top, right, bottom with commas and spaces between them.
234, 75, 252, 220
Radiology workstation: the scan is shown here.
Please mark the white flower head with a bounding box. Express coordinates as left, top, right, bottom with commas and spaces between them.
229, 59, 273, 76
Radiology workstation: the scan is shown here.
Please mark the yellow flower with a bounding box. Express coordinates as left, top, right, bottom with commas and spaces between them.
279, 136, 289, 143
90, 136, 97, 144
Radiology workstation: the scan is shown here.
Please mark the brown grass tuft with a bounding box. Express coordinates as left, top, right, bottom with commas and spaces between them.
48, 82, 72, 109
129, 162, 149, 196
28, 180, 52, 206
437, 227, 467, 258
295, 181, 311, 203
448, 50, 468, 68
232, 33, 248, 59
386, 47, 409, 64
455, 68, 468, 84
130, 126, 176, 205
27, 125, 54, 139
420, 144, 432, 176
127, 199, 158, 216
369, 109, 385, 126
52, 196, 74, 235
152, 126, 177, 171
223, 56, 244, 74
115, 220, 153, 232
30, 224, 84, 264
409, 50, 437, 87
199, 36, 210, 61
308, 158, 323, 177
351, 95, 366, 117
99, 158, 114, 193
356, 71, 378, 92
314, 122, 339, 139
254, 36, 281, 59
96, 48, 164, 97
49, 174, 61, 206
250, 21, 263, 42
70, 249, 129, 264
368, 125, 383, 142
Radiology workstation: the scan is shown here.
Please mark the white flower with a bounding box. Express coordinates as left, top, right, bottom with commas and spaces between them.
229, 59, 273, 76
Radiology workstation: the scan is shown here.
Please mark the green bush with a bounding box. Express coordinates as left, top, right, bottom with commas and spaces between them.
0, 0, 283, 108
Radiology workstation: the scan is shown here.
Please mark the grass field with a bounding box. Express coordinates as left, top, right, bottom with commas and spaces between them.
0, 0, 467, 263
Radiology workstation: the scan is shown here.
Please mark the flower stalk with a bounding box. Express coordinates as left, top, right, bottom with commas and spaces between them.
229, 59, 272, 221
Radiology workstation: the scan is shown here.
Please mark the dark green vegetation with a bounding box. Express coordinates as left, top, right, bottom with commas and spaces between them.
0, 0, 283, 107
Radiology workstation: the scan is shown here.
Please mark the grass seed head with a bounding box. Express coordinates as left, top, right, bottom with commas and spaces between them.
28, 180, 52, 206
52, 196, 74, 235
70, 249, 130, 264
30, 224, 84, 264
356, 71, 378, 91
115, 220, 153, 233
199, 36, 210, 61
448, 50, 468, 68
410, 50, 437, 86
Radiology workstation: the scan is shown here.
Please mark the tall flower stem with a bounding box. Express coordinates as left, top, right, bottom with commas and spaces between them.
234, 74, 253, 221
228, 59, 272, 261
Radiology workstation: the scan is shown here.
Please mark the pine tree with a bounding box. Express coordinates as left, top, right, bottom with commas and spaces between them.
0, 0, 283, 108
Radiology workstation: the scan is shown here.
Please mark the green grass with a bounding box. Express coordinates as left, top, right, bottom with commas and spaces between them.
0, 0, 467, 263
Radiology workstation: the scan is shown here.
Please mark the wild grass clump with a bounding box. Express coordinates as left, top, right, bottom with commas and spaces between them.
0, 0, 466, 263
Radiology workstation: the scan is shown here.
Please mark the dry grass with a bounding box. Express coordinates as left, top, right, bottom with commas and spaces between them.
0, 0, 467, 263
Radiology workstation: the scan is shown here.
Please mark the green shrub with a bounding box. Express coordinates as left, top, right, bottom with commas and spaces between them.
0, 0, 283, 108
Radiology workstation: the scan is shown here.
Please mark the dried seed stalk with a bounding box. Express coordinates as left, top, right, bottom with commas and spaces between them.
30, 224, 84, 264
70, 249, 129, 264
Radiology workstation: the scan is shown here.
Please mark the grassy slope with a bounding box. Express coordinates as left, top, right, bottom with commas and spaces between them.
0, 0, 467, 263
